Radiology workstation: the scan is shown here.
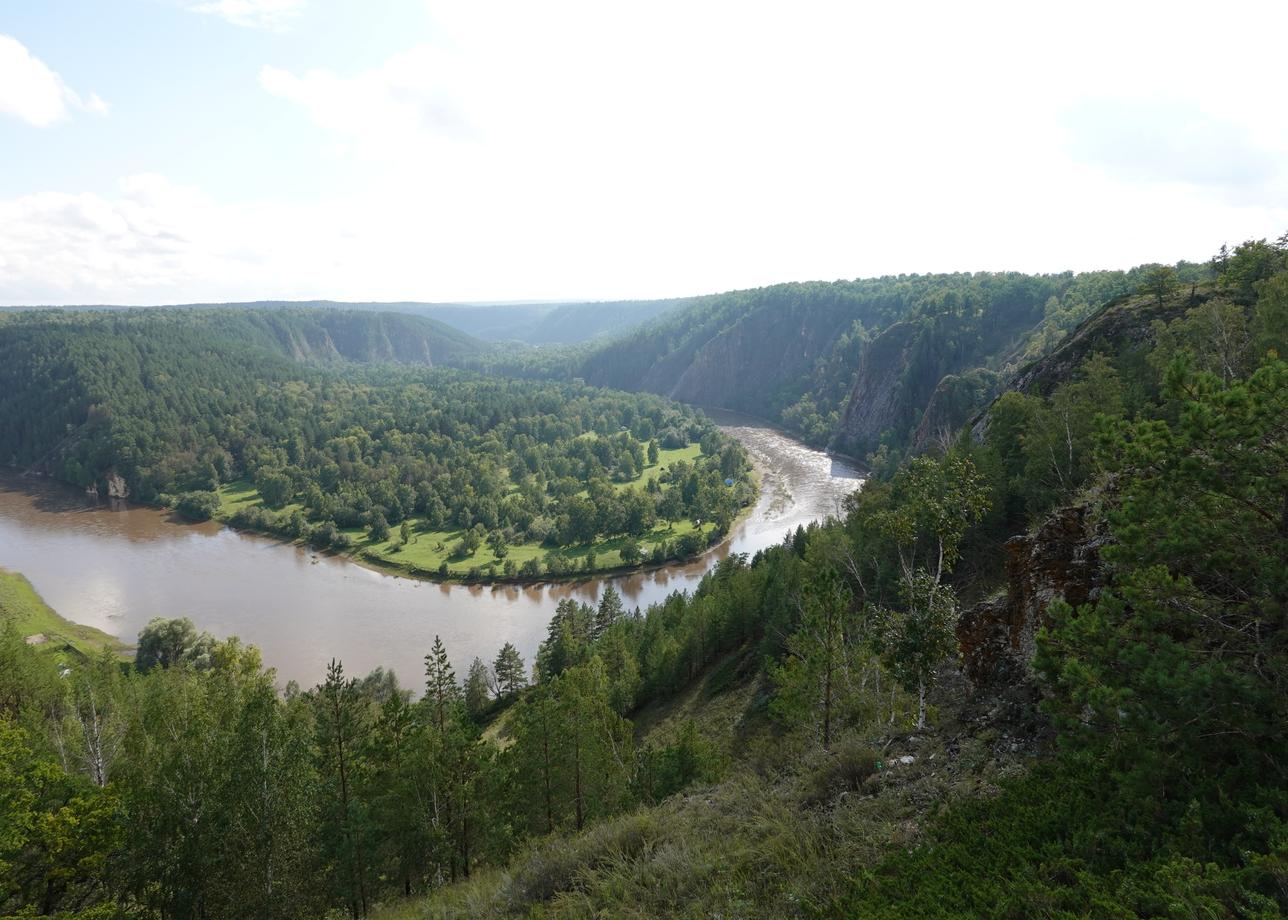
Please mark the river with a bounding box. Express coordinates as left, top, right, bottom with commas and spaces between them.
0, 411, 862, 689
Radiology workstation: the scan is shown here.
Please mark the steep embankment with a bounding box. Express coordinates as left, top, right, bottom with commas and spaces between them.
572, 270, 1154, 455
967, 286, 1203, 440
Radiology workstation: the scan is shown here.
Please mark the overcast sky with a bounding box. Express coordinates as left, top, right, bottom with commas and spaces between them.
2, 0, 1287, 305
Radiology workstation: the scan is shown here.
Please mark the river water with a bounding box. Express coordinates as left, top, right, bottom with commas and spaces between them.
0, 412, 861, 689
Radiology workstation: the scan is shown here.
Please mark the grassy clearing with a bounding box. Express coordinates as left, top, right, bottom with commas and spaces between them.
215, 443, 732, 581
0, 567, 129, 663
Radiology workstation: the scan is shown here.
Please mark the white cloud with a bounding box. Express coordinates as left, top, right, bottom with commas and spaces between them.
0, 35, 109, 126
5, 1, 1288, 304
186, 0, 306, 30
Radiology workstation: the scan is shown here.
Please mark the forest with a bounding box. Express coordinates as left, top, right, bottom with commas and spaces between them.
1, 236, 1285, 917
0, 308, 753, 578
464, 265, 1208, 459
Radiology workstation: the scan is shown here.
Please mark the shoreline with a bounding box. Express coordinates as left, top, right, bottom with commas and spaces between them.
341, 465, 763, 588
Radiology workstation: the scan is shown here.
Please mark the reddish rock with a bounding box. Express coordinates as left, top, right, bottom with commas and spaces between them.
957, 504, 1107, 688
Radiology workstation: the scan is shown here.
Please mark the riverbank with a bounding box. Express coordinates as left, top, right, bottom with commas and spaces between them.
347, 466, 763, 587
0, 419, 859, 690
206, 443, 759, 586
0, 567, 131, 662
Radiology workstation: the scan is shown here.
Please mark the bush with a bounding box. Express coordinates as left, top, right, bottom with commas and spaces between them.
798, 741, 877, 807
502, 813, 659, 909
175, 490, 220, 521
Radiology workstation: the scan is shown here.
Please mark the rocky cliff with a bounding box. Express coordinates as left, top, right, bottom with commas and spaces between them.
831, 323, 922, 454
969, 288, 1202, 442
957, 503, 1108, 689
909, 368, 1002, 453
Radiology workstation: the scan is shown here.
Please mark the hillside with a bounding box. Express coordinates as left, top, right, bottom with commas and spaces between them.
1, 297, 687, 346
561, 268, 1195, 457
357, 238, 1287, 918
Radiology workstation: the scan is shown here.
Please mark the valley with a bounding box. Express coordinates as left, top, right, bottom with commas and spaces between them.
0, 413, 861, 689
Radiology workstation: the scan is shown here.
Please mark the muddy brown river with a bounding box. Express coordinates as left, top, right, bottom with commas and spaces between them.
0, 411, 862, 689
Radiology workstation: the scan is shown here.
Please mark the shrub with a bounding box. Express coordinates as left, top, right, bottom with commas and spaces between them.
175, 490, 220, 522
798, 740, 877, 807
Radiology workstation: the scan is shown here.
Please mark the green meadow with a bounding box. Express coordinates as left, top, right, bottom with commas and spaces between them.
216, 441, 732, 581
0, 567, 129, 663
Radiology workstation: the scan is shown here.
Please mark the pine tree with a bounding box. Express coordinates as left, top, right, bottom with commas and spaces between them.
316, 659, 372, 918
592, 584, 624, 641
464, 658, 492, 719
492, 642, 527, 697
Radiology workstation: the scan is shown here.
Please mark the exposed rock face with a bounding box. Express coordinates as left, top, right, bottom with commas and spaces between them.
833, 322, 933, 455
105, 471, 129, 499
957, 504, 1108, 689
662, 309, 846, 410
910, 368, 1001, 454
969, 289, 1201, 442
581, 298, 858, 417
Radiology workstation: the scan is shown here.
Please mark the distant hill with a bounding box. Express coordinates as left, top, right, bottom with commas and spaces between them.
0, 297, 688, 346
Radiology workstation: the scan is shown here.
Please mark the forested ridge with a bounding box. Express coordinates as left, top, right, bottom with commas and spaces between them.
0, 297, 689, 346
1, 237, 1286, 918
0, 307, 752, 578
473, 265, 1211, 459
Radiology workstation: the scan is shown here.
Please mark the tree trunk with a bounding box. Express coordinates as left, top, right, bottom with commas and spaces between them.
573, 727, 584, 832
916, 679, 927, 730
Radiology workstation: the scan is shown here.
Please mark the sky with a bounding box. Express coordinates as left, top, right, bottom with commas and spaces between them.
2, 0, 1287, 306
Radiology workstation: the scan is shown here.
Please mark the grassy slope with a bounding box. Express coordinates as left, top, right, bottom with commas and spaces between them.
216, 442, 727, 580
371, 658, 1041, 919
0, 567, 129, 663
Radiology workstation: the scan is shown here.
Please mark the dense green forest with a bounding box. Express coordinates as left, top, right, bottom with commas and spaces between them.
0, 308, 753, 577
469, 265, 1211, 459
1, 237, 1284, 917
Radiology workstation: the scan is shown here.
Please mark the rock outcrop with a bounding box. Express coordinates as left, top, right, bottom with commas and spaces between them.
910, 368, 1001, 454
969, 288, 1202, 442
957, 504, 1108, 689
105, 471, 129, 499
832, 322, 927, 455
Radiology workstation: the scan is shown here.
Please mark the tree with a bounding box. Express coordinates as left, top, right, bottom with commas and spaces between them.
135, 616, 215, 671
368, 513, 390, 543
874, 572, 959, 730
423, 636, 459, 736
557, 659, 634, 830
464, 658, 492, 719
647, 439, 659, 465
316, 659, 372, 918
486, 530, 508, 560
492, 642, 527, 697
592, 584, 625, 641
176, 490, 220, 521
871, 453, 990, 728
620, 537, 641, 566
1137, 264, 1178, 306
0, 720, 123, 917
770, 531, 860, 749
257, 471, 293, 508
1038, 358, 1288, 809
